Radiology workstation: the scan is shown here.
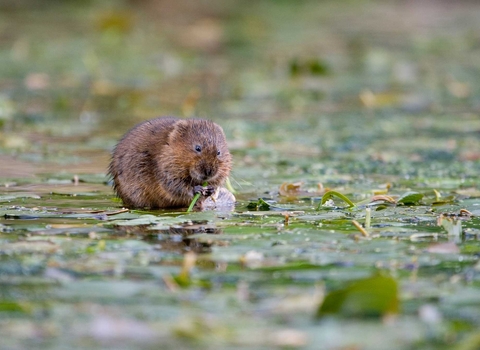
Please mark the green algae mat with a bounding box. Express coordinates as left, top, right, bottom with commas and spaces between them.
0, 1, 480, 349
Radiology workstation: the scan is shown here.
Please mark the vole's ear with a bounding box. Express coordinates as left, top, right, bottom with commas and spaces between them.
175, 119, 190, 133
168, 120, 189, 142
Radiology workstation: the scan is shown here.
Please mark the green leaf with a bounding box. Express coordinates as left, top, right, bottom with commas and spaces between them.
255, 262, 321, 272
316, 274, 399, 318
317, 190, 356, 209
246, 198, 272, 211
0, 301, 30, 313
397, 191, 424, 205
173, 273, 192, 288
307, 58, 330, 76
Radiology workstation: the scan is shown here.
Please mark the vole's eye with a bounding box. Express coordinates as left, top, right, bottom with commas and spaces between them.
195, 145, 202, 153
217, 150, 221, 156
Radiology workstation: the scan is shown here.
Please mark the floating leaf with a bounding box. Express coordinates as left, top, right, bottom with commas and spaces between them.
0, 194, 41, 202
308, 58, 330, 76
255, 262, 322, 272
0, 301, 31, 313
397, 191, 424, 205
288, 57, 330, 77
289, 58, 301, 76
316, 274, 399, 318
246, 198, 272, 211
97, 11, 134, 33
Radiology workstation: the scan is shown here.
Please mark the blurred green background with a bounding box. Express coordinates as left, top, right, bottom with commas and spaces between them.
1, 0, 480, 181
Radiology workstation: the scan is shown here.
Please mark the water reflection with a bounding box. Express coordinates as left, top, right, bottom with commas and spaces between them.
142, 220, 222, 254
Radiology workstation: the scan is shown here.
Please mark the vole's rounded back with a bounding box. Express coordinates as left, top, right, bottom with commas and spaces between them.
109, 117, 232, 209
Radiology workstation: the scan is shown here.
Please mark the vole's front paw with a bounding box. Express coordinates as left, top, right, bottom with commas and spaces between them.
203, 185, 215, 197
193, 185, 215, 197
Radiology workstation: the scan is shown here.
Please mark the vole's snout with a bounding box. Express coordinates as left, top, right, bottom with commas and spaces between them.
204, 167, 213, 177
196, 162, 217, 181
203, 165, 217, 179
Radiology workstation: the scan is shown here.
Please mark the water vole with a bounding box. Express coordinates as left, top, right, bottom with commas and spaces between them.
109, 117, 234, 209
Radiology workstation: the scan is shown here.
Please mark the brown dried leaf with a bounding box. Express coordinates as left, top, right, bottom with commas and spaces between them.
279, 182, 304, 197
370, 195, 396, 204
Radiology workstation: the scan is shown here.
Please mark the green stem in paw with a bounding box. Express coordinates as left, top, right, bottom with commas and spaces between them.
187, 181, 208, 212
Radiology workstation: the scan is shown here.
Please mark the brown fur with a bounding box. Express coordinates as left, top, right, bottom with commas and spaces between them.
108, 117, 232, 209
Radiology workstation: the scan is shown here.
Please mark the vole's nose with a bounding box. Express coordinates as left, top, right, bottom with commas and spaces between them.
204, 167, 213, 178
